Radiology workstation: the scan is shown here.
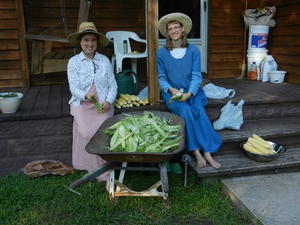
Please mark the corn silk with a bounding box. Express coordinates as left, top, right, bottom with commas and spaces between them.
100, 111, 182, 153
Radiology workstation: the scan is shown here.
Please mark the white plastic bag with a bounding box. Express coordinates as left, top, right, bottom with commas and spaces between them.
203, 83, 235, 99
243, 7, 276, 27
213, 100, 245, 130
137, 86, 148, 99
260, 55, 278, 82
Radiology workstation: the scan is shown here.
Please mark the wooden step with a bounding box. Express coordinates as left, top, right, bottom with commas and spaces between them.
191, 145, 300, 178
219, 117, 300, 146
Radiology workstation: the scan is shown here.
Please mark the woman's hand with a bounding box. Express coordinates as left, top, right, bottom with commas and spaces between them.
179, 92, 192, 102
85, 94, 97, 103
168, 87, 179, 96
101, 101, 111, 112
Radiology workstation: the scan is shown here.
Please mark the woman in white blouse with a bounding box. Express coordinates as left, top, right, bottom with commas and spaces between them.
67, 22, 117, 183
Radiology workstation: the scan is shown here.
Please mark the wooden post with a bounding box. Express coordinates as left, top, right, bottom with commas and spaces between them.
16, 0, 29, 86
77, 0, 92, 29
146, 0, 160, 105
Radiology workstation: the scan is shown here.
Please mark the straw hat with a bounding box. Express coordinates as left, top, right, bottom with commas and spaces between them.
158, 12, 192, 37
67, 21, 109, 48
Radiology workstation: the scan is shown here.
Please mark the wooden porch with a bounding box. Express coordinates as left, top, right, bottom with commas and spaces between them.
1, 78, 300, 177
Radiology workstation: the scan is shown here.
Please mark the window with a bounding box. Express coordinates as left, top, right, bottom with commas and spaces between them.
158, 0, 208, 73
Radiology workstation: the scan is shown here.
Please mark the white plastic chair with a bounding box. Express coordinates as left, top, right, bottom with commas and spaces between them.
106, 31, 147, 74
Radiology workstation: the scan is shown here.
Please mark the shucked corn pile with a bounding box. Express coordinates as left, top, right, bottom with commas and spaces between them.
243, 134, 277, 155
114, 94, 149, 109
101, 111, 182, 153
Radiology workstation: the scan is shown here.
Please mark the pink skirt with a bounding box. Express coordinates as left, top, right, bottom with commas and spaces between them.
70, 85, 114, 181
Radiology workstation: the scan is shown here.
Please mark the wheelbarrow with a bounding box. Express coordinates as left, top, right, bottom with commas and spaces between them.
68, 111, 185, 207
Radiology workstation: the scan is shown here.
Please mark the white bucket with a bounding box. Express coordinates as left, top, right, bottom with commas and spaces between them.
269, 71, 286, 83
247, 49, 268, 80
0, 92, 23, 113
248, 25, 269, 49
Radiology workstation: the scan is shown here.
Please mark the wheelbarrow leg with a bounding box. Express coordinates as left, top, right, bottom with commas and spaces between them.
110, 162, 128, 204
159, 163, 170, 208
69, 162, 114, 189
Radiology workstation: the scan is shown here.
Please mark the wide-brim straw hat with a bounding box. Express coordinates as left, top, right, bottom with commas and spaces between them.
158, 12, 192, 37
67, 21, 109, 48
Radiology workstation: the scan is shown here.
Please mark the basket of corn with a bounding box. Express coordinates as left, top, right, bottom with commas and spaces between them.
241, 134, 286, 162
86, 111, 185, 163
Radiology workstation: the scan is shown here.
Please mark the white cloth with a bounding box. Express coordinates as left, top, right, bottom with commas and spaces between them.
170, 48, 187, 59
67, 51, 118, 106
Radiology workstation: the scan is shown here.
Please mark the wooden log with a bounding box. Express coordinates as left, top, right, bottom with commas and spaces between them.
16, 0, 29, 86
0, 30, 18, 39
42, 59, 68, 74
0, 40, 19, 50
146, 0, 160, 105
0, 9, 17, 19
0, 69, 21, 79
31, 40, 44, 75
77, 0, 91, 28
25, 34, 68, 43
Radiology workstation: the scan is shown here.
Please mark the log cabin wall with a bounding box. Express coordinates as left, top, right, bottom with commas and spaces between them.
260, 0, 300, 84
24, 0, 147, 84
0, 0, 29, 88
207, 0, 259, 78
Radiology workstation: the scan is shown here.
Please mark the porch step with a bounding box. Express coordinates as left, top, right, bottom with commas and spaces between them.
191, 145, 300, 178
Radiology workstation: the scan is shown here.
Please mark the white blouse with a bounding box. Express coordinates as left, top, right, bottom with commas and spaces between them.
170, 48, 187, 59
67, 51, 117, 106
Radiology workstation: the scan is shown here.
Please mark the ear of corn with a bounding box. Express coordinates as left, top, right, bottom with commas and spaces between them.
169, 89, 184, 103
252, 134, 272, 149
243, 134, 276, 155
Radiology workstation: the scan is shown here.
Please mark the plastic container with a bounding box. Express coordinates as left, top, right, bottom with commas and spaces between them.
247, 48, 268, 80
269, 71, 287, 83
0, 92, 23, 113
115, 70, 138, 97
248, 25, 269, 49
247, 62, 258, 81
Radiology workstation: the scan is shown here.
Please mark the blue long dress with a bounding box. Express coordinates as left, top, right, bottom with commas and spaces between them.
156, 44, 222, 153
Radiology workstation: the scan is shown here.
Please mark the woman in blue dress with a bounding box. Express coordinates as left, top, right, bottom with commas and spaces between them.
156, 13, 222, 169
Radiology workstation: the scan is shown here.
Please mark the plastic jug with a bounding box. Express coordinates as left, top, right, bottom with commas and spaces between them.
115, 70, 138, 97
247, 62, 258, 81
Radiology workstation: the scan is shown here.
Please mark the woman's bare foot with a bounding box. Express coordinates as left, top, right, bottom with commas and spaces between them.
204, 152, 221, 169
193, 150, 206, 168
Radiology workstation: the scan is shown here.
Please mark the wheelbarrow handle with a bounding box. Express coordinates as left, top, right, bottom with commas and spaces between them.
69, 162, 115, 189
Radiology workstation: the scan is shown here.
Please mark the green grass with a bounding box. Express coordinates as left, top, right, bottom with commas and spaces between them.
0, 170, 252, 225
